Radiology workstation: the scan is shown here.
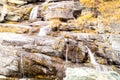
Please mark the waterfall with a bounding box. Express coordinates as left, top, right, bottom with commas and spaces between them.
29, 6, 39, 21
65, 43, 69, 63
64, 46, 119, 80
86, 46, 98, 65
20, 53, 24, 78
19, 53, 30, 80
38, 25, 51, 36
86, 46, 113, 72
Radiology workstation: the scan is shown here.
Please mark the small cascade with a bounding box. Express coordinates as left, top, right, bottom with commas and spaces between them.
29, 6, 39, 21
38, 25, 51, 36
86, 46, 113, 72
65, 43, 69, 63
20, 53, 24, 78
86, 46, 98, 65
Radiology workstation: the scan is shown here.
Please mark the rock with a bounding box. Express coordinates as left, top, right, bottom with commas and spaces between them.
19, 52, 57, 77
105, 48, 120, 65
110, 35, 120, 50
43, 1, 75, 20
0, 33, 34, 46
0, 43, 57, 77
59, 23, 81, 31
0, 23, 31, 33
29, 21, 49, 27
23, 36, 65, 57
62, 39, 85, 63
0, 45, 18, 76
81, 8, 92, 15
19, 52, 56, 70
0, 3, 33, 22
61, 32, 101, 41
6, 15, 22, 22
109, 23, 120, 33
112, 50, 120, 65
95, 48, 105, 58
0, 0, 27, 5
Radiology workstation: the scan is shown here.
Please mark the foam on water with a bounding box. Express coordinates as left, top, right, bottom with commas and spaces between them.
64, 67, 120, 80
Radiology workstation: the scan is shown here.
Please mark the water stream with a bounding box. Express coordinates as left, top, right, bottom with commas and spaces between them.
29, 6, 39, 21
86, 46, 113, 72
38, 25, 51, 36
20, 53, 24, 78
65, 43, 69, 63
86, 46, 98, 65
64, 46, 118, 80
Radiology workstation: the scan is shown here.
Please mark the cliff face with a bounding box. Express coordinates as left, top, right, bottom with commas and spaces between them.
0, 0, 119, 80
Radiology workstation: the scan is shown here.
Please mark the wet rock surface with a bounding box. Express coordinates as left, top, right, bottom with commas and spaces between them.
0, 0, 119, 80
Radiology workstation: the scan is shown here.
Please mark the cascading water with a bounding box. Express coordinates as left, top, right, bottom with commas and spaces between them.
65, 42, 69, 63
64, 46, 119, 80
20, 53, 25, 79
19, 53, 31, 80
86, 46, 113, 72
29, 0, 55, 21
29, 6, 39, 21
86, 46, 98, 65
20, 53, 24, 77
38, 25, 51, 36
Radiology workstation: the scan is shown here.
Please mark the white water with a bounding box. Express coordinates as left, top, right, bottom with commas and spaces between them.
64, 67, 120, 80
64, 47, 115, 80
20, 53, 24, 78
86, 46, 113, 72
29, 6, 39, 21
65, 44, 69, 63
86, 46, 98, 65
0, 75, 6, 79
19, 78, 30, 80
38, 25, 51, 36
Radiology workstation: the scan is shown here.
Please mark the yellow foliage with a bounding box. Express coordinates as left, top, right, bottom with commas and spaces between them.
0, 26, 28, 33
98, 0, 120, 22
80, 0, 104, 7
80, 0, 94, 7
49, 18, 61, 28
79, 0, 120, 25
31, 49, 38, 53
36, 75, 45, 78
100, 59, 105, 64
77, 13, 93, 23
42, 3, 49, 10
111, 65, 116, 70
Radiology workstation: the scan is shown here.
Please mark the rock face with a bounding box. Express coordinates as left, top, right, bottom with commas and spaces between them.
0, 33, 57, 78
0, 0, 119, 80
0, 32, 119, 78
0, 45, 18, 76
44, 1, 75, 20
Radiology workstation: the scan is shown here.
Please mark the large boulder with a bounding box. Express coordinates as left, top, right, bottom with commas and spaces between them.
0, 45, 18, 76
43, 1, 75, 20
